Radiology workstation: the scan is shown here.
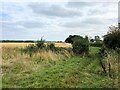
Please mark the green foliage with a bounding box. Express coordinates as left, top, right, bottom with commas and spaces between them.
103, 26, 120, 49
95, 36, 101, 42
65, 35, 89, 55
21, 38, 46, 56
21, 39, 71, 57
47, 43, 56, 51
100, 26, 120, 79
89, 36, 103, 47
90, 39, 94, 42
90, 42, 103, 47
99, 46, 107, 57
65, 35, 83, 44
36, 38, 46, 49
22, 44, 37, 57
72, 38, 89, 55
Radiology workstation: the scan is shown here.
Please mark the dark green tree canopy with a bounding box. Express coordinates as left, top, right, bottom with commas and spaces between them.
103, 26, 120, 49
65, 35, 83, 44
65, 35, 89, 55
90, 39, 94, 42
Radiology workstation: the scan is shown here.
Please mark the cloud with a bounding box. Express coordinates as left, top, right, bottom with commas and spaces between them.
18, 21, 45, 28
82, 18, 111, 25
119, 2, 120, 23
60, 21, 84, 28
2, 20, 45, 29
60, 17, 117, 29
28, 3, 82, 18
67, 2, 95, 8
1, 1, 118, 41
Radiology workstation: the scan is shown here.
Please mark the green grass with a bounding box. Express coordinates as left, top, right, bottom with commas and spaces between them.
2, 47, 117, 88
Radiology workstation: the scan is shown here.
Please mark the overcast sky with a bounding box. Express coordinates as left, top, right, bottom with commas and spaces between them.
0, 0, 118, 41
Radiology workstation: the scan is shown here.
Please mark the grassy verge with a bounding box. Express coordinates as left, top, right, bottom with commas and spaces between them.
2, 47, 118, 88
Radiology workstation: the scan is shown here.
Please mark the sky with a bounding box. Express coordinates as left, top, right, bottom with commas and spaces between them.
0, 0, 118, 41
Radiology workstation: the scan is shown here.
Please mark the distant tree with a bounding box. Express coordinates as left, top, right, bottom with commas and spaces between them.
90, 39, 94, 42
85, 36, 89, 41
57, 41, 63, 43
95, 36, 101, 42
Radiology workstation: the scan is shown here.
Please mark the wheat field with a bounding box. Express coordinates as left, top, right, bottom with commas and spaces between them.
0, 42, 72, 48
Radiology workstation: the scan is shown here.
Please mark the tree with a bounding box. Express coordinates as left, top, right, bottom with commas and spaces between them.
65, 35, 83, 44
103, 26, 120, 49
90, 39, 94, 42
72, 38, 89, 55
65, 35, 89, 55
101, 26, 120, 77
95, 36, 100, 42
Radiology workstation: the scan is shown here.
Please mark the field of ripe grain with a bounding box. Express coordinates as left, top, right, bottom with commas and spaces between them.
0, 43, 35, 48
55, 43, 72, 48
0, 42, 72, 48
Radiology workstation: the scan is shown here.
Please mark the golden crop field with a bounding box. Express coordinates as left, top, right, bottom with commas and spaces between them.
0, 42, 72, 48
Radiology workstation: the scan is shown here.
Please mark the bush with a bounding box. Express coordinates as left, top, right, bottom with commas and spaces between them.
22, 44, 37, 57
47, 43, 56, 51
65, 35, 89, 55
100, 26, 120, 78
90, 42, 103, 47
21, 38, 46, 57
103, 26, 120, 49
36, 38, 46, 49
72, 36, 89, 55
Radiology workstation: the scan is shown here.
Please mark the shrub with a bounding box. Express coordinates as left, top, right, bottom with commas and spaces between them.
90, 42, 103, 47
100, 26, 120, 78
103, 26, 120, 49
21, 38, 46, 57
47, 43, 56, 51
22, 44, 36, 57
90, 39, 94, 42
72, 36, 89, 55
36, 38, 46, 49
65, 35, 89, 55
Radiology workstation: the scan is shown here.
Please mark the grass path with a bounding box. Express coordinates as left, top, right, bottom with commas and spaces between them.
2, 47, 114, 88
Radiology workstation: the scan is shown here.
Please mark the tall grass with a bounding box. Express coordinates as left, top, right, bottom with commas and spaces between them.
2, 46, 73, 75
2, 47, 117, 88
103, 50, 120, 88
